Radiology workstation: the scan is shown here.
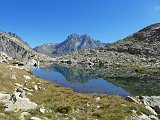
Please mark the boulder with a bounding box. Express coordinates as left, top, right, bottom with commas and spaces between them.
153, 105, 160, 114
125, 96, 139, 104
132, 114, 151, 120
25, 59, 39, 67
145, 106, 157, 115
149, 115, 159, 120
5, 97, 37, 111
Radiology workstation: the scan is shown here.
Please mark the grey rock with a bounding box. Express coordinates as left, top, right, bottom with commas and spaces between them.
16, 88, 23, 93
149, 115, 159, 120
132, 114, 151, 120
23, 75, 31, 80
153, 105, 160, 114
125, 96, 139, 104
145, 106, 157, 115
10, 75, 17, 80
30, 117, 42, 120
39, 107, 45, 114
33, 85, 38, 91
19, 112, 30, 120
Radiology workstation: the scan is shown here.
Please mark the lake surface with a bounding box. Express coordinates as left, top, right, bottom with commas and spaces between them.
32, 64, 131, 97
32, 64, 160, 97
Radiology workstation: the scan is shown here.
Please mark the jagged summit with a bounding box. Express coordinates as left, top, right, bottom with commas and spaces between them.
34, 33, 107, 57
67, 33, 80, 39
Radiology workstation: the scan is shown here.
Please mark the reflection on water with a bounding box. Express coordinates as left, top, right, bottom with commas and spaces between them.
32, 64, 131, 97
107, 77, 160, 96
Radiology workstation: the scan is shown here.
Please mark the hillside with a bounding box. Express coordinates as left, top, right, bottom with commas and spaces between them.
107, 23, 160, 57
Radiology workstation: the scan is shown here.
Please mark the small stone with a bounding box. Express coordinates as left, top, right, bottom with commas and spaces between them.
23, 75, 31, 80
97, 105, 101, 108
32, 82, 35, 84
15, 83, 23, 88
23, 87, 30, 91
72, 117, 76, 120
16, 88, 23, 93
87, 103, 90, 107
33, 85, 38, 91
95, 97, 100, 102
26, 93, 33, 95
30, 117, 42, 120
10, 75, 16, 80
40, 107, 45, 114
19, 112, 30, 120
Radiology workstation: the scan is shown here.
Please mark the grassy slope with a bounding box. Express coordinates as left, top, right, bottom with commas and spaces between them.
0, 63, 151, 120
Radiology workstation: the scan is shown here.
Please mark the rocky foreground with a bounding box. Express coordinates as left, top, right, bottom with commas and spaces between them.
0, 57, 159, 120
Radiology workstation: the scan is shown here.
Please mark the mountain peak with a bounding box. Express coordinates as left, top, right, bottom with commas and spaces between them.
67, 33, 79, 39
34, 33, 106, 57
81, 34, 91, 38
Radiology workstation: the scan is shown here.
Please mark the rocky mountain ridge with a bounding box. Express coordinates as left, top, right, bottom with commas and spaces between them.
0, 30, 34, 60
0, 30, 55, 70
107, 23, 160, 57
34, 33, 107, 57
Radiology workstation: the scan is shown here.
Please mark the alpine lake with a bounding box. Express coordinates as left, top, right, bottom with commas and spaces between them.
32, 64, 160, 97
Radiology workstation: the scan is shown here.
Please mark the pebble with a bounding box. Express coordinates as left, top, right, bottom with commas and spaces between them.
23, 75, 31, 80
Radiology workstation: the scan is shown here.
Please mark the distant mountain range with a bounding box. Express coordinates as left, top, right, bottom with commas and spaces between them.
33, 33, 108, 57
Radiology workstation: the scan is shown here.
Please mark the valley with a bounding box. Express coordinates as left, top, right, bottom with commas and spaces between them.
0, 23, 160, 120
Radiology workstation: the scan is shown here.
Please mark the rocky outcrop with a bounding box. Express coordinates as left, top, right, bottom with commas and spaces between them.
125, 96, 160, 120
0, 30, 57, 70
34, 33, 108, 57
0, 30, 34, 61
0, 89, 37, 111
0, 52, 12, 63
107, 23, 160, 57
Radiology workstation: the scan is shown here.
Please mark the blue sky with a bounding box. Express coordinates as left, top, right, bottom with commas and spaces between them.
0, 0, 160, 47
